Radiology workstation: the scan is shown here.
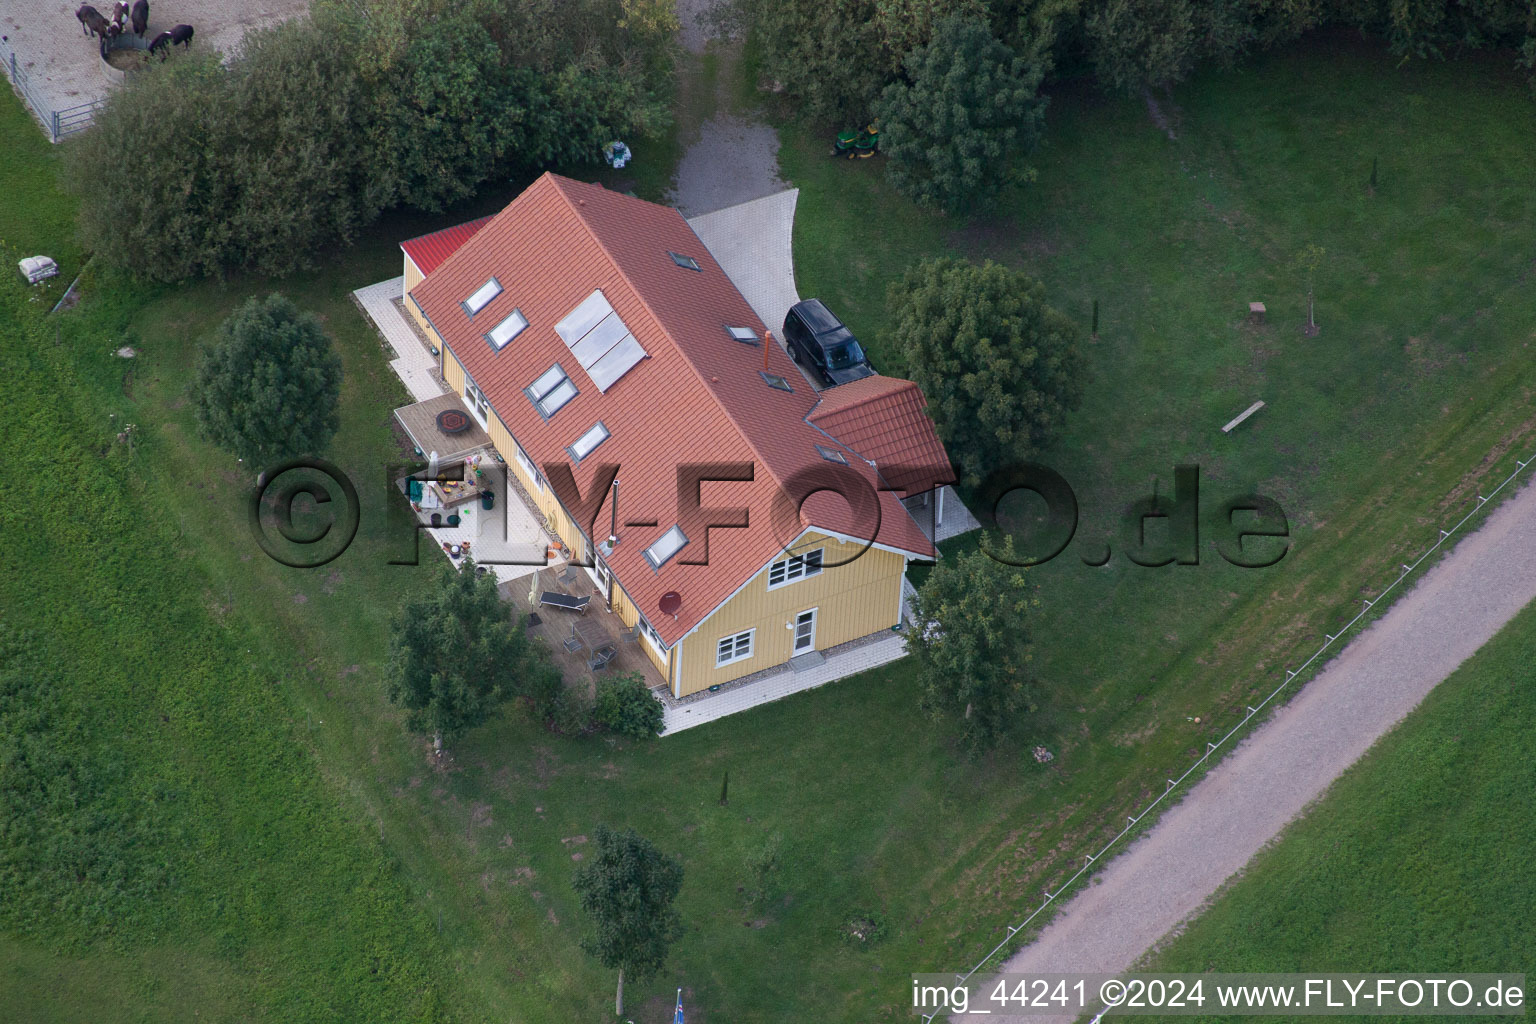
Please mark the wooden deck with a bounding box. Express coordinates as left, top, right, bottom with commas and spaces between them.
394, 393, 492, 464
499, 566, 666, 697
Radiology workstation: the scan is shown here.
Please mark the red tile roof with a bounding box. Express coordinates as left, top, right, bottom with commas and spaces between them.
409, 174, 946, 646
400, 216, 496, 277
809, 376, 954, 497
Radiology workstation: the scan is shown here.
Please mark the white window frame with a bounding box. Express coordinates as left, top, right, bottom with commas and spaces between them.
567, 421, 610, 463
792, 608, 818, 654
641, 617, 667, 658
513, 443, 543, 493
462, 277, 502, 317
715, 628, 755, 668
526, 363, 577, 420
463, 372, 490, 426
767, 548, 823, 590
485, 308, 528, 350
644, 524, 689, 570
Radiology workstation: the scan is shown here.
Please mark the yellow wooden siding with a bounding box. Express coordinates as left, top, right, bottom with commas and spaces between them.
607, 582, 670, 676
443, 348, 586, 561
672, 533, 904, 697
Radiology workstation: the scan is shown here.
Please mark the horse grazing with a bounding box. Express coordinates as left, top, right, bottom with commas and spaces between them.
130, 0, 148, 38
148, 28, 172, 57
76, 4, 109, 37
169, 23, 193, 48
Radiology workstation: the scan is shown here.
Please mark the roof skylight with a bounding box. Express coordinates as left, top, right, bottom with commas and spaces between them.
760, 371, 793, 393
815, 444, 848, 464
726, 326, 759, 344
644, 524, 690, 569
669, 252, 701, 271
526, 363, 578, 419
554, 289, 648, 393
567, 421, 611, 463
486, 308, 528, 350
463, 277, 502, 316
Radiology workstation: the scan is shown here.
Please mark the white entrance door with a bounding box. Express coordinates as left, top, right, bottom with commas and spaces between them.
792, 608, 817, 655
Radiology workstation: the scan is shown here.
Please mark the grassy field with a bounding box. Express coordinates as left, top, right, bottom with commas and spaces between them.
1138, 599, 1536, 1020
2, 29, 1535, 1024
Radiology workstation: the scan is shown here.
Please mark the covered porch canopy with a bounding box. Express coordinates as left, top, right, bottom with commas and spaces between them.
394, 393, 492, 464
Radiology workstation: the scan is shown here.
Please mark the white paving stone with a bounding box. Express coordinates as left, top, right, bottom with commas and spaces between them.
660, 631, 908, 735
687, 190, 801, 339
353, 277, 447, 403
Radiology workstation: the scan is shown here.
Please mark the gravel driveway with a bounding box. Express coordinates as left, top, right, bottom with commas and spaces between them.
974, 474, 1536, 1023
1, 0, 308, 136
665, 0, 787, 217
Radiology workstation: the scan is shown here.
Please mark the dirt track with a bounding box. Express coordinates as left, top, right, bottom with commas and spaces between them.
974, 475, 1536, 1022
0, 0, 308, 134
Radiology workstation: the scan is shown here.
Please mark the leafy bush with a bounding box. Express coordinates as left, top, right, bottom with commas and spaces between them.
885, 257, 1085, 485
68, 0, 672, 281
875, 14, 1047, 212
593, 672, 664, 739
192, 293, 342, 465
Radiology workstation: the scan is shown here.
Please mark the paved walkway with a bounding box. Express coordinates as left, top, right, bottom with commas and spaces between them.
687, 190, 801, 337
352, 277, 446, 403
979, 476, 1536, 1023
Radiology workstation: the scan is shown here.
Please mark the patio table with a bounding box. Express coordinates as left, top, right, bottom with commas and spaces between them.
574, 617, 612, 651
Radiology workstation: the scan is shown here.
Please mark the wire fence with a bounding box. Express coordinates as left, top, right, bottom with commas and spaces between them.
1, 34, 103, 142
921, 441, 1536, 1024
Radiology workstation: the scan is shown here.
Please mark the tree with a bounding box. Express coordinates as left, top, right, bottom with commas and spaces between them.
386, 559, 531, 753
593, 672, 665, 739
887, 257, 1086, 486
192, 294, 341, 465
572, 824, 684, 1017
1083, 0, 1198, 94
874, 14, 1047, 212
1293, 243, 1325, 336
906, 536, 1035, 753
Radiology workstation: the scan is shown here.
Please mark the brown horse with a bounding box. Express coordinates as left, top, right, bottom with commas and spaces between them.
76, 4, 110, 37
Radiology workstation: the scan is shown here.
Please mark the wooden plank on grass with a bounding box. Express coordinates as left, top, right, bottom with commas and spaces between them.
1222, 400, 1265, 433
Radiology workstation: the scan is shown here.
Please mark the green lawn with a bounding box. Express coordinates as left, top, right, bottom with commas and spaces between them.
1139, 598, 1536, 1021
2, 31, 1535, 1024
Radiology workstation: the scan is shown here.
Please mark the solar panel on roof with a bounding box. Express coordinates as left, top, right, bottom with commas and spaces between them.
588, 335, 647, 392
556, 290, 614, 346
570, 313, 628, 366
555, 289, 649, 392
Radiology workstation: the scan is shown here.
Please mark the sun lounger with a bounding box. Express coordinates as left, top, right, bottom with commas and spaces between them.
539, 592, 590, 614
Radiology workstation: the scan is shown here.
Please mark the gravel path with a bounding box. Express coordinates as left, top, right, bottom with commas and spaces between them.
665, 0, 787, 217
977, 475, 1536, 1023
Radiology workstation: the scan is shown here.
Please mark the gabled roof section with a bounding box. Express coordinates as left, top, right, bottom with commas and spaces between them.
401, 215, 496, 277
408, 174, 940, 647
808, 375, 953, 497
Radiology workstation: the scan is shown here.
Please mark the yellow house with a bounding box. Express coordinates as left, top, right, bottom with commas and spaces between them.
399, 174, 951, 700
